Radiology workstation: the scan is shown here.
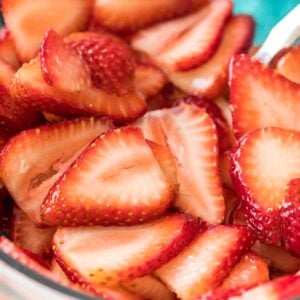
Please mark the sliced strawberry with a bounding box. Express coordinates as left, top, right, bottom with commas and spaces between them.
66, 32, 135, 96
231, 127, 300, 245
41, 127, 175, 226
281, 178, 300, 258
161, 103, 224, 224
276, 45, 300, 84
40, 29, 91, 93
134, 63, 167, 98
51, 259, 71, 284
0, 27, 20, 69
168, 15, 254, 98
223, 186, 239, 224
11, 207, 56, 259
175, 96, 232, 151
222, 275, 300, 300
123, 275, 175, 300
230, 54, 300, 137
156, 0, 232, 71
147, 140, 178, 190
0, 118, 111, 225
2, 0, 93, 62
156, 225, 256, 300
220, 151, 234, 188
52, 214, 203, 286
252, 241, 300, 274
93, 0, 191, 33
9, 58, 147, 122
0, 58, 15, 87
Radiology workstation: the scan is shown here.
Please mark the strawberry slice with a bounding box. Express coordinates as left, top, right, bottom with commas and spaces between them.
134, 63, 168, 99
52, 214, 203, 286
66, 32, 135, 96
161, 103, 224, 224
156, 225, 256, 300
9, 58, 147, 122
223, 275, 300, 300
41, 127, 175, 226
276, 45, 300, 84
252, 241, 300, 274
223, 187, 239, 224
11, 207, 56, 259
40, 29, 91, 93
156, 0, 232, 71
92, 0, 191, 33
0, 58, 15, 87
231, 127, 300, 245
123, 275, 175, 300
168, 15, 254, 99
230, 54, 300, 137
281, 178, 300, 258
0, 27, 20, 69
220, 151, 234, 189
2, 0, 93, 62
0, 118, 111, 225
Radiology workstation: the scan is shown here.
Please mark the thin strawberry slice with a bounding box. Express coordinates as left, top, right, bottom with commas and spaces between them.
66, 32, 135, 96
223, 187, 239, 224
53, 214, 203, 286
134, 63, 168, 98
11, 207, 56, 259
0, 27, 20, 69
0, 118, 111, 225
175, 96, 232, 151
161, 103, 224, 224
252, 241, 300, 274
41, 127, 175, 226
221, 151, 234, 189
223, 275, 300, 300
168, 15, 254, 98
231, 127, 300, 245
156, 225, 256, 300
40, 29, 91, 93
0, 58, 15, 87
156, 0, 232, 71
281, 178, 300, 258
93, 0, 191, 33
123, 275, 175, 300
276, 45, 300, 84
230, 54, 300, 137
147, 140, 178, 190
9, 58, 147, 122
2, 0, 93, 62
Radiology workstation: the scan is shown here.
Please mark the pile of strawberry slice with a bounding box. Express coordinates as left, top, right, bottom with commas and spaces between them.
0, 0, 300, 299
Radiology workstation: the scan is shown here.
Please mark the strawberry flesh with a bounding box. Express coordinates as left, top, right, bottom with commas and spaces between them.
230, 54, 300, 137
40, 29, 92, 93
156, 225, 256, 300
281, 178, 300, 257
231, 127, 300, 245
42, 127, 175, 226
52, 214, 204, 286
0, 118, 111, 225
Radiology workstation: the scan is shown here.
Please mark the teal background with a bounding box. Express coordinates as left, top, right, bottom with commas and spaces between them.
234, 0, 300, 44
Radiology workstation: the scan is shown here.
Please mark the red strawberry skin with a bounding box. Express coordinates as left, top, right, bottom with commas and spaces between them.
52, 214, 205, 286
230, 54, 300, 138
231, 127, 300, 246
41, 127, 175, 226
281, 178, 300, 258
66, 31, 135, 96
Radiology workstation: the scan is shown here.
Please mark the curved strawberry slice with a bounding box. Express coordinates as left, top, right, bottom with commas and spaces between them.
0, 118, 111, 225
231, 127, 300, 245
9, 58, 147, 122
276, 45, 300, 84
52, 214, 203, 286
281, 178, 300, 258
156, 225, 256, 300
2, 0, 93, 62
41, 127, 175, 226
157, 0, 232, 71
230, 54, 300, 138
11, 207, 56, 259
40, 29, 91, 93
168, 15, 254, 99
